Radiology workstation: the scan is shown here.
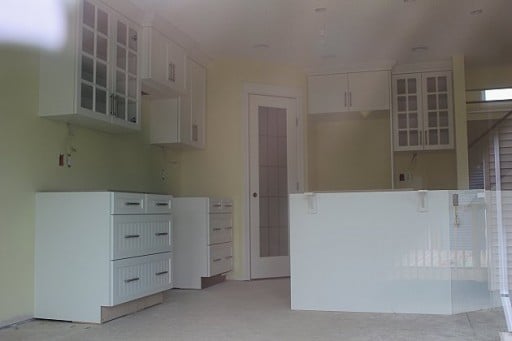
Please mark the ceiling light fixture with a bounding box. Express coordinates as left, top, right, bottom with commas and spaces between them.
411, 46, 428, 52
470, 9, 483, 15
253, 43, 269, 49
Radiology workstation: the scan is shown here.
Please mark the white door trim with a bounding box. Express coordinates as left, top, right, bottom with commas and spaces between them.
240, 83, 304, 280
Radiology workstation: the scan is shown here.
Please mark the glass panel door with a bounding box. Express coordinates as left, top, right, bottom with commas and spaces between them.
422, 72, 453, 149
79, 0, 109, 116
393, 75, 422, 150
113, 18, 139, 124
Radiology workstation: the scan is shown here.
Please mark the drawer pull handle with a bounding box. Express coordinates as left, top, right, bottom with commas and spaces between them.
155, 203, 169, 207
212, 228, 222, 231
212, 204, 222, 208
155, 232, 169, 236
124, 234, 140, 239
124, 277, 140, 283
224, 204, 233, 208
124, 202, 141, 206
155, 271, 168, 276
225, 256, 233, 259
213, 258, 222, 262
225, 226, 233, 230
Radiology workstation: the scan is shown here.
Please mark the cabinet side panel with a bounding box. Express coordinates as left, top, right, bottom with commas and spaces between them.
34, 192, 111, 323
38, 3, 78, 117
149, 98, 180, 144
172, 198, 209, 289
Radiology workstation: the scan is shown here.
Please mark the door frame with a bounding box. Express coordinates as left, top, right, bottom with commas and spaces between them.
241, 83, 305, 280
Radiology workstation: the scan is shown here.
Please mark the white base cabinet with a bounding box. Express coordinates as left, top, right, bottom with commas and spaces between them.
172, 198, 233, 289
34, 192, 173, 323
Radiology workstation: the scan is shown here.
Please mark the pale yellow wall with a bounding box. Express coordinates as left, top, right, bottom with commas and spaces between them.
171, 59, 307, 279
308, 111, 392, 191
393, 151, 458, 190
0, 48, 172, 324
466, 63, 512, 89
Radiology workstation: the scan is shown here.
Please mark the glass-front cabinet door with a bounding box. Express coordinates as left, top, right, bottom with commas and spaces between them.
422, 72, 454, 150
79, 0, 110, 119
393, 74, 422, 151
113, 17, 140, 126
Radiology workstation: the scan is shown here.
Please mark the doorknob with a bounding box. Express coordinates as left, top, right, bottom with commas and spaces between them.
253, 193, 258, 198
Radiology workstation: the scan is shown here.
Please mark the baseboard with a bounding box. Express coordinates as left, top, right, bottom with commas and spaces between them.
0, 315, 33, 329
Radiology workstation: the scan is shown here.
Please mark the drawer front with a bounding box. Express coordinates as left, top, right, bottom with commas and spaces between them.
208, 213, 233, 245
111, 252, 172, 306
112, 215, 171, 260
209, 198, 233, 213
145, 194, 172, 214
111, 193, 145, 214
208, 243, 233, 276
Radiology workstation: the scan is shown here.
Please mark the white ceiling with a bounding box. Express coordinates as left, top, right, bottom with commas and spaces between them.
130, 0, 512, 69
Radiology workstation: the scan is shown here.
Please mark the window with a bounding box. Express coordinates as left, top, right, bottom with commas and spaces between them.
484, 88, 512, 101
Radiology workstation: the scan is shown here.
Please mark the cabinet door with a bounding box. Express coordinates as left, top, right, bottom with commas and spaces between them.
348, 70, 390, 112
188, 58, 206, 149
112, 15, 140, 126
308, 74, 348, 114
167, 40, 186, 93
78, 0, 111, 119
422, 72, 454, 150
392, 74, 423, 151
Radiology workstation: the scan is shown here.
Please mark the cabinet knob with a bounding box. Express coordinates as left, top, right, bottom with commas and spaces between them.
253, 192, 258, 198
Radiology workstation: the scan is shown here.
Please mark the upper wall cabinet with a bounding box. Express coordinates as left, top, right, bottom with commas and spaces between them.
392, 71, 454, 151
38, 0, 141, 133
150, 57, 206, 149
141, 27, 186, 98
308, 70, 390, 114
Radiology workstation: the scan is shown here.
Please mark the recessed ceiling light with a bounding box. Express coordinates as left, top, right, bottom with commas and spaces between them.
470, 9, 483, 15
314, 7, 327, 13
411, 46, 428, 52
253, 43, 269, 49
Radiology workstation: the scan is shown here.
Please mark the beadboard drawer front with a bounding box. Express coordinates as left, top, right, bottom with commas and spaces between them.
208, 243, 233, 276
208, 214, 233, 245
145, 194, 172, 214
111, 193, 145, 214
111, 253, 172, 306
112, 215, 171, 260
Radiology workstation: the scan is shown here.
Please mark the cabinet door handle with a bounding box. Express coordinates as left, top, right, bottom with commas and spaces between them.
213, 258, 222, 262
349, 92, 352, 107
424, 129, 427, 145
124, 202, 141, 206
155, 232, 168, 236
212, 227, 222, 231
110, 93, 115, 115
344, 91, 347, 107
124, 277, 140, 283
124, 234, 140, 239
213, 204, 222, 208
223, 204, 233, 208
155, 271, 168, 276
155, 202, 169, 207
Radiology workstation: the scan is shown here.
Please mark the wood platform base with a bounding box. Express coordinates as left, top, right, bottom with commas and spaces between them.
201, 274, 226, 289
100, 292, 164, 323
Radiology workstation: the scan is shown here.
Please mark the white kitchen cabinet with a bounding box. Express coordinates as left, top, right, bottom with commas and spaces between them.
35, 192, 173, 323
172, 198, 233, 289
308, 70, 390, 114
392, 71, 454, 151
149, 57, 206, 149
141, 26, 186, 98
38, 0, 141, 132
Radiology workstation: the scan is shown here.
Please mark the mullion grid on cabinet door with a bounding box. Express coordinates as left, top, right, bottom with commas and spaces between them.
126, 25, 138, 124
80, 0, 109, 116
423, 73, 452, 149
114, 19, 128, 122
395, 75, 422, 150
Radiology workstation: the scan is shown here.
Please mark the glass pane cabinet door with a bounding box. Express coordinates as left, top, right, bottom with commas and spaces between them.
422, 72, 453, 149
393, 75, 422, 150
114, 18, 139, 124
79, 0, 109, 116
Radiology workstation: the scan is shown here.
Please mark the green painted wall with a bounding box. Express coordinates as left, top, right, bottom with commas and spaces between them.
0, 47, 176, 324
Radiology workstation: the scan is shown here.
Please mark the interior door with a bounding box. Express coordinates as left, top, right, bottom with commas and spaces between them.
249, 94, 299, 279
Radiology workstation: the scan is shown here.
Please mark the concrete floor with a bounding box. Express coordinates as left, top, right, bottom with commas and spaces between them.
0, 278, 507, 341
